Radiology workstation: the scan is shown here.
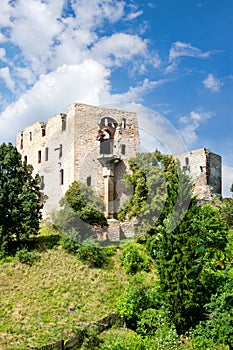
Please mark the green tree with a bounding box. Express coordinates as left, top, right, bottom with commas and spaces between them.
0, 143, 42, 255
150, 202, 228, 334
61, 181, 107, 228
118, 150, 191, 235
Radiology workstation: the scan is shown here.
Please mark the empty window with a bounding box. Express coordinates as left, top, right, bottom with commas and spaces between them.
38, 150, 41, 163
41, 126, 46, 137
61, 114, 66, 131
20, 132, 23, 149
29, 132, 32, 141
60, 169, 64, 185
24, 155, 27, 164
45, 147, 49, 161
122, 118, 126, 129
87, 176, 91, 186
100, 139, 113, 154
185, 157, 189, 166
40, 176, 45, 190
121, 144, 126, 155
59, 144, 62, 158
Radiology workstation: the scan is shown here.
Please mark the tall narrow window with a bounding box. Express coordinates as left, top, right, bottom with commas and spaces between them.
60, 169, 64, 185
59, 144, 62, 158
87, 176, 91, 186
29, 131, 32, 141
61, 114, 66, 131
38, 150, 41, 163
41, 125, 46, 137
185, 157, 189, 166
45, 147, 49, 161
20, 132, 23, 149
122, 118, 126, 129
24, 155, 27, 164
121, 144, 126, 155
40, 176, 45, 190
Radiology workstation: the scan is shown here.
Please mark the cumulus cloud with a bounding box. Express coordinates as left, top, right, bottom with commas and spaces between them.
178, 111, 212, 145
203, 73, 222, 92
165, 41, 212, 72
0, 59, 110, 143
91, 33, 148, 67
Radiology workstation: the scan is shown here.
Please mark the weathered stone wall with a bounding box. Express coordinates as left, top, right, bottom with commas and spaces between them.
175, 148, 222, 199
16, 103, 139, 218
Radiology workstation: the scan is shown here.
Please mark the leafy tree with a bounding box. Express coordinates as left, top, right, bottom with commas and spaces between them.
0, 143, 42, 255
118, 150, 229, 334
118, 150, 192, 235
59, 181, 107, 228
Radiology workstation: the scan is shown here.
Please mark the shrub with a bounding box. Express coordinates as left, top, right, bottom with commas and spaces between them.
116, 275, 153, 329
120, 242, 152, 274
77, 245, 109, 268
16, 247, 39, 266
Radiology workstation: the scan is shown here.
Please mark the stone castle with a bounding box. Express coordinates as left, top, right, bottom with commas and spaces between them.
16, 103, 222, 238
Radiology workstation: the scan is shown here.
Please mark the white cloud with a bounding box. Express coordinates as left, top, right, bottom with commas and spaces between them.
166, 41, 212, 72
179, 111, 212, 145
0, 67, 15, 92
91, 33, 148, 67
0, 59, 110, 143
203, 73, 222, 92
222, 164, 233, 197
107, 78, 166, 103
127, 10, 143, 20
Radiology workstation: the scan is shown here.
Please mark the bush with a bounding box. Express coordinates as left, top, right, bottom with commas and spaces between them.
120, 242, 152, 274
116, 275, 153, 329
60, 228, 81, 253
77, 245, 110, 268
16, 247, 39, 266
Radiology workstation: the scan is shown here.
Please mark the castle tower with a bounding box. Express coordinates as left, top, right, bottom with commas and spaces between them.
16, 103, 139, 218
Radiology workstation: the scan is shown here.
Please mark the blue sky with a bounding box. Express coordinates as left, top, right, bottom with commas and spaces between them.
0, 0, 232, 196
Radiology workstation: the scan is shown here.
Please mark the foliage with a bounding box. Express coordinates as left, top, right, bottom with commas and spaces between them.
120, 242, 152, 274
63, 181, 107, 227
221, 197, 233, 228
116, 275, 158, 329
77, 244, 110, 268
149, 202, 229, 334
118, 150, 192, 235
59, 228, 81, 253
0, 143, 42, 255
15, 247, 40, 266
191, 279, 233, 349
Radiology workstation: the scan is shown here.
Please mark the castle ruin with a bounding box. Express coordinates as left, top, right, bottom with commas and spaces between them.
16, 103, 222, 239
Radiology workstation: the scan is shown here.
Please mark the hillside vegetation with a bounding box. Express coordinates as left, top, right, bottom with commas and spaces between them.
0, 227, 131, 349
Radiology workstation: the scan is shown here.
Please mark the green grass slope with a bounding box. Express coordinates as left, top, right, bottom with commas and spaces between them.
0, 230, 128, 349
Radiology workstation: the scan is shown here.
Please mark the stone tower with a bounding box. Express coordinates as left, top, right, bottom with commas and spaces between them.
16, 103, 139, 218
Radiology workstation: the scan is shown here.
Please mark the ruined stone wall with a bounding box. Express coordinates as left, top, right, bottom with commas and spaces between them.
17, 111, 76, 216
175, 148, 222, 199
72, 103, 139, 212
16, 103, 139, 218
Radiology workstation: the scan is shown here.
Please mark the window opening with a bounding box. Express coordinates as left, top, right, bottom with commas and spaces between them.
59, 144, 62, 158
61, 114, 66, 131
60, 169, 64, 185
24, 155, 27, 164
45, 147, 49, 161
122, 118, 126, 129
29, 132, 32, 141
20, 132, 23, 149
38, 150, 41, 163
121, 144, 126, 155
87, 176, 91, 186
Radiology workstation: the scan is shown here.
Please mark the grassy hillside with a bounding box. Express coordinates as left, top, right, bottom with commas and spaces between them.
0, 228, 129, 349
